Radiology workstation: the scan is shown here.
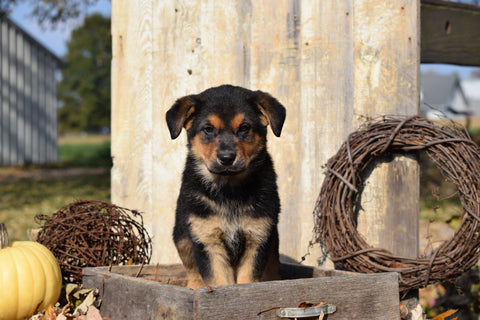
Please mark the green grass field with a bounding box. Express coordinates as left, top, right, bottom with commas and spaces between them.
58, 134, 112, 168
0, 135, 111, 241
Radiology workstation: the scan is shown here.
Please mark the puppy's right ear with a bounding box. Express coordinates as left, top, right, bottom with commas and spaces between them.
166, 95, 197, 139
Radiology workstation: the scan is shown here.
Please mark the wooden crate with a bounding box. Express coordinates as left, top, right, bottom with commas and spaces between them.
83, 263, 400, 319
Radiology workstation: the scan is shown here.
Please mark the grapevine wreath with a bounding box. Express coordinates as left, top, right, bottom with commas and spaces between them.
312, 115, 480, 292
36, 200, 152, 283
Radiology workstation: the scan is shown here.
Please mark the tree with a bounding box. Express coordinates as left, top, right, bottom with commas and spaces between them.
0, 0, 107, 26
58, 13, 111, 133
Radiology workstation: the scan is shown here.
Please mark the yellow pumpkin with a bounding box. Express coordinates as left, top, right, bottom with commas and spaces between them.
0, 223, 62, 320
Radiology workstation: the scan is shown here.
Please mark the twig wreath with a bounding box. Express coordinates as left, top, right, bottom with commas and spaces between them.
36, 200, 152, 283
312, 115, 480, 292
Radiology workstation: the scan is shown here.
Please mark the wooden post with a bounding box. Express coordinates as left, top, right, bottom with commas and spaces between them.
353, 1, 420, 258
111, 0, 419, 269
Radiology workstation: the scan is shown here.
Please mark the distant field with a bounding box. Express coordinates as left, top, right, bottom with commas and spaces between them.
58, 134, 112, 168
58, 133, 111, 145
0, 134, 111, 241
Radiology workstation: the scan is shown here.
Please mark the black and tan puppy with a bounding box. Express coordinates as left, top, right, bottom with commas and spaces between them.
166, 85, 286, 289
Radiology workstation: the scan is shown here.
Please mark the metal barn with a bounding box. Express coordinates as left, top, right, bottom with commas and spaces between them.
0, 14, 62, 165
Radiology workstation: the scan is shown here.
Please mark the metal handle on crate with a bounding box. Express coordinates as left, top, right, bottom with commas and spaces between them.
276, 304, 337, 318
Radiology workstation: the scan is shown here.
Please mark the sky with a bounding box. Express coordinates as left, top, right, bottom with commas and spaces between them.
7, 2, 478, 79
8, 0, 111, 58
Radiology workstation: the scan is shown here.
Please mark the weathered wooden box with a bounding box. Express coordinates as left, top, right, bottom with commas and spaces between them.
83, 263, 400, 319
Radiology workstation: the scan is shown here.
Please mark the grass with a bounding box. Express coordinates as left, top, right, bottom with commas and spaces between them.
0, 134, 111, 241
1, 175, 110, 241
58, 134, 112, 168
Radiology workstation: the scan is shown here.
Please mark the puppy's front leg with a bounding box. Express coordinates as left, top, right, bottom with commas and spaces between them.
236, 217, 280, 283
190, 216, 235, 286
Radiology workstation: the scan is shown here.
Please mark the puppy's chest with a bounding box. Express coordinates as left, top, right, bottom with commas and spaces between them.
189, 195, 271, 245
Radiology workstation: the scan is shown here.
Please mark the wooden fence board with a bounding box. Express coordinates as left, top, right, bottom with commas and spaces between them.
110, 1, 155, 247
354, 1, 420, 258
111, 0, 420, 269
421, 0, 480, 66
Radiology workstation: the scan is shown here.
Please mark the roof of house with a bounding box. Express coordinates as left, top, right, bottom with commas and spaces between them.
420, 73, 460, 107
0, 13, 63, 66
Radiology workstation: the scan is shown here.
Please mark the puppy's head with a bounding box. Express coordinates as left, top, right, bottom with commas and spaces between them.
166, 85, 286, 180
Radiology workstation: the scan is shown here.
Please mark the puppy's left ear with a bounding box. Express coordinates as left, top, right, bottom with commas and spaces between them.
252, 91, 286, 137
165, 95, 197, 139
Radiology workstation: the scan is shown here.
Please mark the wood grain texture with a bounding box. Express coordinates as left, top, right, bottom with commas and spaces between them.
83, 264, 399, 320
353, 0, 420, 259
150, 1, 254, 262
248, 0, 304, 264
194, 272, 399, 319
421, 0, 480, 66
111, 1, 156, 258
294, 0, 355, 265
83, 267, 193, 320
111, 0, 420, 267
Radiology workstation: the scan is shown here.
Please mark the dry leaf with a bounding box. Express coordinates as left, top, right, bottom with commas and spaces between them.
410, 304, 425, 320
431, 309, 458, 320
86, 306, 103, 320
42, 305, 56, 320
64, 283, 98, 317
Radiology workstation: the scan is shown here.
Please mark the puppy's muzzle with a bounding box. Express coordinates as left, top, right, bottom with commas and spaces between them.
217, 151, 236, 166
212, 150, 244, 175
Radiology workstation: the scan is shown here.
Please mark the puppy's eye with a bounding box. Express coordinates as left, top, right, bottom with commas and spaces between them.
203, 125, 215, 135
238, 123, 251, 134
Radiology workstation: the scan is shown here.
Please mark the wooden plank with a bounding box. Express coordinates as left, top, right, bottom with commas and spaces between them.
83, 268, 193, 320
194, 272, 399, 319
151, 0, 198, 263
248, 0, 305, 263
295, 0, 355, 265
151, 1, 255, 263
110, 1, 155, 247
353, 1, 419, 258
84, 265, 398, 319
421, 0, 480, 66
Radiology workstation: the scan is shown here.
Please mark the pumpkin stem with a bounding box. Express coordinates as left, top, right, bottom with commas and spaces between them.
0, 223, 8, 249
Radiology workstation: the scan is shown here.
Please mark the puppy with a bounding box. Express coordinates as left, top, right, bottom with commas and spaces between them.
166, 85, 286, 289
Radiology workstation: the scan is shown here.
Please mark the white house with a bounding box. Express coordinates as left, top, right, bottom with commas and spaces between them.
420, 73, 470, 120
0, 14, 62, 165
461, 78, 480, 117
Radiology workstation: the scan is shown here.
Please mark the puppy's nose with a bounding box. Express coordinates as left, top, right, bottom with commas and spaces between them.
218, 152, 236, 166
